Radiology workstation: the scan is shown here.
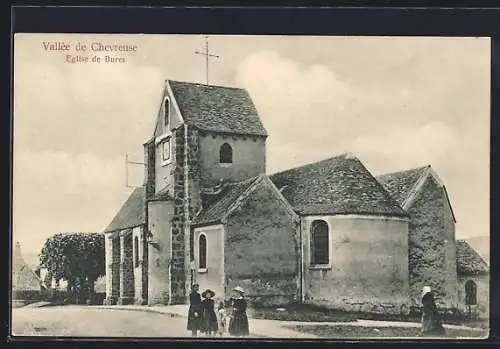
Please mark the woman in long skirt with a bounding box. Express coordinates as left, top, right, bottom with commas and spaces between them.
421, 286, 445, 336
187, 284, 202, 336
228, 286, 249, 336
200, 289, 218, 335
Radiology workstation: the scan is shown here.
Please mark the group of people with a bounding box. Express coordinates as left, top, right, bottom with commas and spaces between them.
187, 284, 249, 337
186, 283, 445, 337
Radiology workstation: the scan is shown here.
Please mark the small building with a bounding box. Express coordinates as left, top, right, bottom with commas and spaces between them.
456, 240, 489, 319
12, 242, 45, 306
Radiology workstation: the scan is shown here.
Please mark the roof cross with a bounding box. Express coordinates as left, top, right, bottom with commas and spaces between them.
195, 36, 219, 85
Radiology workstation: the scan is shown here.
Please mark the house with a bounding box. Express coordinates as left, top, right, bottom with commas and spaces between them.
456, 240, 489, 318
103, 79, 487, 316
376, 166, 459, 308
12, 242, 45, 306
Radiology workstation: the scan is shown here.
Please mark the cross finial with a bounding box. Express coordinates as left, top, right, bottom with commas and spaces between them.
195, 36, 219, 85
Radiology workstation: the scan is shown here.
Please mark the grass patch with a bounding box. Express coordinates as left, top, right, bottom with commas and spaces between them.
289, 324, 489, 339
250, 303, 488, 329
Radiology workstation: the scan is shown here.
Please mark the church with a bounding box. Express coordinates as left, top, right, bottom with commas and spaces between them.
103, 79, 489, 317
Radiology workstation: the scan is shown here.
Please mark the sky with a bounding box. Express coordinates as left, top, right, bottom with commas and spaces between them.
13, 34, 490, 255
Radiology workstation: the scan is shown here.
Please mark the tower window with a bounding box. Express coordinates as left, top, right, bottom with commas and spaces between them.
164, 97, 170, 130
199, 234, 207, 270
219, 143, 233, 164
465, 280, 477, 305
162, 138, 171, 162
311, 220, 329, 265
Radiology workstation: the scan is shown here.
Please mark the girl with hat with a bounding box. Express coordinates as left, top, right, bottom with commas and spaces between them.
420, 286, 445, 336
228, 286, 249, 336
187, 284, 202, 336
200, 289, 218, 335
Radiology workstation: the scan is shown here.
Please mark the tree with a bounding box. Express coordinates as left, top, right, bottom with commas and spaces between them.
40, 233, 105, 304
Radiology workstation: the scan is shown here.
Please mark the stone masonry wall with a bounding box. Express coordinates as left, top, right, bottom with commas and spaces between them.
170, 126, 186, 304
407, 177, 457, 308
170, 126, 202, 304
225, 180, 300, 306
119, 232, 135, 304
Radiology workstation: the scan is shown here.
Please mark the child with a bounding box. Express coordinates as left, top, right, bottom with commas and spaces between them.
200, 289, 218, 336
216, 301, 227, 336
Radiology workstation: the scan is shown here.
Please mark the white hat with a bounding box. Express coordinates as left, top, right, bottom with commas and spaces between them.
233, 286, 245, 293
422, 286, 431, 296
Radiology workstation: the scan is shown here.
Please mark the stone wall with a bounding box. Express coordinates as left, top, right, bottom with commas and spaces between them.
168, 125, 203, 304
193, 225, 224, 299
147, 200, 174, 305
407, 177, 457, 308
302, 215, 410, 315
119, 232, 135, 304
105, 236, 120, 304
224, 179, 300, 306
197, 132, 266, 187
132, 226, 146, 305
457, 275, 489, 319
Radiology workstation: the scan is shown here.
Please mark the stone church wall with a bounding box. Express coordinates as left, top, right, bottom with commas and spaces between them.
407, 177, 458, 308
197, 132, 266, 187
302, 215, 410, 315
224, 181, 300, 306
457, 275, 489, 319
147, 200, 174, 305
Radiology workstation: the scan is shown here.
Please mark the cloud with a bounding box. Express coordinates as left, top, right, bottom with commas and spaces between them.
13, 147, 141, 254
14, 57, 165, 158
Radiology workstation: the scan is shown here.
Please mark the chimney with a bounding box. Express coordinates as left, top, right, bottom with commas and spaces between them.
14, 241, 21, 257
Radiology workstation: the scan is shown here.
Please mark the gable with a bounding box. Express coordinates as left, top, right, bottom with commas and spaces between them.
456, 240, 489, 275
269, 153, 407, 217
153, 82, 184, 138
376, 166, 429, 206
377, 165, 457, 223
168, 80, 268, 137
192, 175, 298, 227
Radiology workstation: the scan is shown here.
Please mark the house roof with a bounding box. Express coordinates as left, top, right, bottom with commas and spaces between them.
13, 243, 44, 291
168, 80, 268, 137
456, 240, 489, 275
269, 153, 407, 217
376, 166, 430, 206
193, 176, 261, 226
376, 165, 457, 222
104, 187, 145, 233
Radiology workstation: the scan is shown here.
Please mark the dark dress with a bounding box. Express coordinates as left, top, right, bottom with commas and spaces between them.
200, 298, 219, 333
421, 292, 445, 335
228, 297, 249, 336
187, 291, 202, 331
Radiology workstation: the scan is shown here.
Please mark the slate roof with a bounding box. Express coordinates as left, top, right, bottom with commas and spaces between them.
104, 187, 145, 233
168, 80, 268, 137
269, 154, 407, 216
376, 166, 429, 206
456, 240, 489, 275
193, 176, 261, 226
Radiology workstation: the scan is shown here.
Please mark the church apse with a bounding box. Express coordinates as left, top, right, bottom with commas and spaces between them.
302, 215, 410, 315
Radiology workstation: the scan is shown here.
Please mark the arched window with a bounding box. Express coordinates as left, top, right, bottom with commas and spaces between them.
163, 97, 170, 129
465, 280, 477, 305
219, 143, 233, 164
311, 220, 329, 265
199, 234, 207, 270
134, 236, 139, 266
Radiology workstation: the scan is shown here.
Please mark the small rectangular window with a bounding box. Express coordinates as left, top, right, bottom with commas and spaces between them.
162, 138, 171, 162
